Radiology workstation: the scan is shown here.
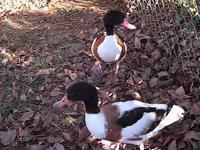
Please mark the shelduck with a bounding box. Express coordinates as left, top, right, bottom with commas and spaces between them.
53, 82, 185, 150
91, 10, 136, 75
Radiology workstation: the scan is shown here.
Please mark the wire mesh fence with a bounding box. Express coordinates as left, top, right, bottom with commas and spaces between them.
123, 0, 200, 91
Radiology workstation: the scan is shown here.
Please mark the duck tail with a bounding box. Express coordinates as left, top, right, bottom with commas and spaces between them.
159, 105, 185, 127
139, 105, 185, 143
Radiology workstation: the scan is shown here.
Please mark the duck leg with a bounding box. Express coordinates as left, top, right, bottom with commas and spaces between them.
114, 62, 120, 75
90, 62, 104, 85
106, 64, 118, 85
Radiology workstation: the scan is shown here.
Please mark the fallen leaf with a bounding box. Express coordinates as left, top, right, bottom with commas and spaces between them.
168, 140, 177, 150
180, 40, 187, 47
20, 94, 27, 101
46, 55, 53, 63
78, 126, 91, 142
190, 103, 200, 116
28, 144, 44, 150
184, 131, 200, 141
126, 77, 135, 86
64, 69, 72, 75
0, 114, 2, 123
132, 91, 142, 99
149, 77, 158, 88
134, 36, 141, 49
69, 72, 78, 81
22, 56, 33, 67
53, 143, 65, 150
178, 141, 186, 149
175, 86, 185, 96
46, 147, 54, 150
50, 88, 63, 97
47, 136, 64, 143
56, 73, 65, 78
140, 54, 149, 59
190, 140, 199, 150
0, 129, 16, 145
151, 50, 161, 60
64, 77, 71, 84
133, 77, 143, 85
21, 111, 34, 122
36, 68, 55, 75
158, 71, 169, 78
42, 113, 59, 126
62, 132, 73, 141
18, 127, 29, 139
193, 39, 200, 48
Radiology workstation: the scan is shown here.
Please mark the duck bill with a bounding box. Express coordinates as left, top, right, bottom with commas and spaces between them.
53, 95, 71, 109
121, 18, 136, 29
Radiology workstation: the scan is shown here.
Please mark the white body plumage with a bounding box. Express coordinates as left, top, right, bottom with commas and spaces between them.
97, 35, 122, 63
85, 100, 184, 146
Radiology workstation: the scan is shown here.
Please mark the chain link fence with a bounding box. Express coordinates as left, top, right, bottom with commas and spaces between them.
123, 0, 200, 91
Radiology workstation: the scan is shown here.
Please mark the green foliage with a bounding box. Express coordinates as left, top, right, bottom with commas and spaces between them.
176, 0, 199, 30
177, 0, 198, 15
60, 7, 79, 15
31, 55, 49, 69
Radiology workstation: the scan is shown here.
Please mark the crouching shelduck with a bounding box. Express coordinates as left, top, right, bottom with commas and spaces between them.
91, 10, 136, 76
53, 82, 185, 150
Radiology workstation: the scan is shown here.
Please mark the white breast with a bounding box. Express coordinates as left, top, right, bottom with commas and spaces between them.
97, 35, 122, 63
85, 112, 107, 139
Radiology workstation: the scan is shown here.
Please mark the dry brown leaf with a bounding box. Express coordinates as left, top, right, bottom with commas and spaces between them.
0, 129, 16, 145
46, 55, 53, 63
50, 88, 63, 97
64, 69, 72, 75
22, 56, 33, 67
21, 111, 34, 122
190, 103, 200, 116
126, 77, 135, 86
168, 140, 177, 150
28, 144, 44, 150
46, 147, 54, 150
149, 77, 158, 88
53, 143, 65, 150
43, 113, 59, 126
62, 132, 73, 141
134, 36, 141, 49
151, 50, 161, 60
78, 126, 91, 142
20, 94, 27, 101
36, 68, 55, 75
140, 54, 149, 59
127, 89, 142, 100
158, 71, 169, 78
18, 127, 29, 139
47, 136, 64, 143
69, 72, 78, 81
184, 131, 200, 141
0, 114, 2, 123
175, 86, 185, 96
133, 77, 143, 85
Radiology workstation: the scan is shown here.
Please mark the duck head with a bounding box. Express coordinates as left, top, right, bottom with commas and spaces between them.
103, 10, 136, 35
53, 82, 100, 114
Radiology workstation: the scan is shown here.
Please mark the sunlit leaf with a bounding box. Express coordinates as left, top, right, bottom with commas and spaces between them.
0, 130, 16, 145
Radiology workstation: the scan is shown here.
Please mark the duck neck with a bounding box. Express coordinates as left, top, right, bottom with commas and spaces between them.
84, 97, 100, 114
105, 26, 114, 35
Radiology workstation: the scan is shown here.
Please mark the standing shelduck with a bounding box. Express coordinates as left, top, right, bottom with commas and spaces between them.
54, 82, 185, 150
91, 10, 136, 76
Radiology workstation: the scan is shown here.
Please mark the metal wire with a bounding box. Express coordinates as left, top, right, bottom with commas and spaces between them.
125, 0, 200, 85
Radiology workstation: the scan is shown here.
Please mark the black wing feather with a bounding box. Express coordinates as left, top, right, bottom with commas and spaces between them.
116, 107, 166, 128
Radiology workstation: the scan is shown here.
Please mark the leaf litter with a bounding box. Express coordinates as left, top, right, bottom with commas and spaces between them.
0, 0, 200, 150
